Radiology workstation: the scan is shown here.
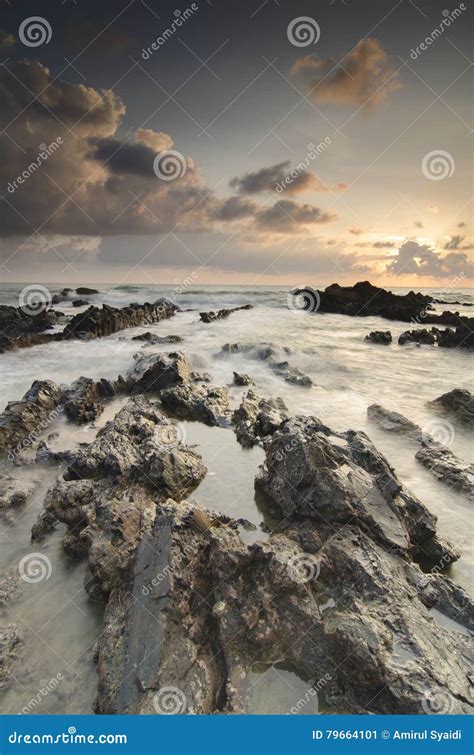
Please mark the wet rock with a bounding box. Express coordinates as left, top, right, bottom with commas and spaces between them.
271, 361, 312, 387
233, 372, 253, 386
76, 287, 99, 295
294, 281, 474, 329
0, 380, 63, 458
51, 287, 73, 304
128, 352, 191, 393
0, 626, 22, 689
232, 390, 288, 447
63, 299, 176, 340
64, 397, 206, 499
429, 389, 474, 428
72, 299, 89, 307
415, 445, 474, 499
161, 384, 230, 426
365, 330, 392, 345
0, 304, 62, 352
399, 329, 436, 346
62, 376, 115, 424
367, 404, 422, 441
95, 500, 234, 713
132, 332, 183, 344
367, 404, 473, 497
0, 477, 32, 510
35, 441, 74, 466
199, 304, 253, 323
0, 571, 20, 605
220, 342, 311, 387
256, 416, 455, 565
31, 509, 60, 542
190, 371, 211, 383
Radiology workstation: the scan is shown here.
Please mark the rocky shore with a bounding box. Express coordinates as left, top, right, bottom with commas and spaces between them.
1, 337, 472, 715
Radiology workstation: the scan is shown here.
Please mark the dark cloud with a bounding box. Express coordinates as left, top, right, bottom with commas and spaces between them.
291, 38, 400, 110
230, 161, 338, 196
386, 240, 474, 277
214, 195, 258, 221
443, 235, 473, 251
355, 240, 395, 248
414, 220, 423, 228
255, 200, 337, 233
349, 226, 366, 235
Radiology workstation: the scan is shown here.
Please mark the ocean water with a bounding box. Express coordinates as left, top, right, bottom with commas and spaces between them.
0, 282, 472, 714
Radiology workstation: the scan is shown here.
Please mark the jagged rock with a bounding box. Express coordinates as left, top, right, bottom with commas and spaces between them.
31, 509, 60, 542
0, 304, 62, 352
233, 372, 253, 386
62, 376, 116, 424
51, 287, 73, 304
132, 332, 183, 344
95, 500, 236, 713
0, 477, 33, 510
271, 361, 312, 387
190, 371, 211, 383
399, 329, 436, 346
128, 352, 191, 393
435, 324, 474, 349
219, 342, 311, 387
416, 445, 474, 499
0, 380, 63, 457
256, 416, 456, 566
367, 404, 473, 497
160, 384, 230, 426
35, 442, 74, 466
63, 299, 176, 340
293, 281, 474, 329
429, 389, 474, 428
64, 397, 206, 499
199, 304, 253, 323
365, 330, 392, 345
0, 626, 22, 689
232, 390, 288, 447
367, 404, 422, 441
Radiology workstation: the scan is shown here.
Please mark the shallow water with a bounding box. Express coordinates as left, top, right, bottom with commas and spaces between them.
0, 283, 472, 714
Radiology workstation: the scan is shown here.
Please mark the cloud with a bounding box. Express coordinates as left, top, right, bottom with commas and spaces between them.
414, 220, 423, 228
427, 204, 439, 214
214, 195, 258, 221
230, 161, 340, 195
443, 235, 473, 251
355, 240, 395, 249
386, 240, 474, 277
255, 200, 337, 233
349, 226, 366, 235
290, 38, 400, 110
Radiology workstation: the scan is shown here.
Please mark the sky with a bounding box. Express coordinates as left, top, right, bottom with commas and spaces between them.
0, 0, 472, 287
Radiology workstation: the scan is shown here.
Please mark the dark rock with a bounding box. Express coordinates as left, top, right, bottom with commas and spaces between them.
63, 397, 206, 499
62, 376, 116, 424
256, 416, 455, 565
0, 477, 33, 510
0, 626, 22, 689
368, 404, 473, 497
367, 404, 422, 440
72, 299, 89, 307
161, 384, 230, 426
365, 330, 392, 345
199, 304, 253, 323
0, 571, 20, 605
0, 304, 62, 352
293, 281, 474, 330
220, 342, 311, 387
35, 441, 74, 466
63, 299, 176, 340
232, 390, 288, 447
271, 360, 312, 387
0, 380, 63, 457
399, 329, 436, 346
190, 371, 211, 383
429, 389, 474, 428
233, 372, 253, 386
416, 445, 474, 499
132, 332, 183, 344
76, 287, 99, 295
128, 352, 191, 393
